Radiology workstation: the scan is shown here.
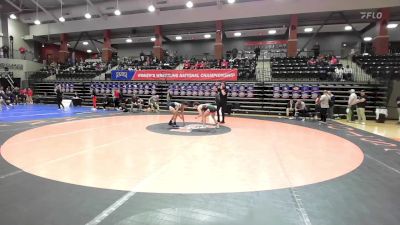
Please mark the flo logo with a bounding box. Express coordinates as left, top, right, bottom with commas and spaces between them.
360, 12, 383, 20
115, 71, 128, 78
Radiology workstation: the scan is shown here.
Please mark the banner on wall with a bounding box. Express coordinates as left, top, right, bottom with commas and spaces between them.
111, 70, 135, 80
132, 69, 238, 81
244, 40, 288, 46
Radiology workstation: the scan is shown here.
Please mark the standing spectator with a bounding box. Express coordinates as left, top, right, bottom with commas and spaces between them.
27, 88, 33, 104
312, 42, 320, 57
356, 90, 367, 125
397, 96, 400, 124
91, 88, 97, 110
286, 99, 295, 118
343, 65, 353, 81
347, 89, 358, 122
314, 94, 321, 119
319, 90, 331, 123
254, 47, 261, 61
329, 56, 338, 65
327, 91, 335, 119
2, 45, 9, 58
55, 85, 64, 110
216, 82, 227, 123
113, 88, 121, 109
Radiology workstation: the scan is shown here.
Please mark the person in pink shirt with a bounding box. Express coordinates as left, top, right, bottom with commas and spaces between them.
27, 88, 33, 104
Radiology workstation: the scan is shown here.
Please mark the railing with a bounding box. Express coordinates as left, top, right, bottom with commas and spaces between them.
1, 50, 36, 61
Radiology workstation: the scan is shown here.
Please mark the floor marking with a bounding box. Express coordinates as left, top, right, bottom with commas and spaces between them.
0, 170, 23, 179
3, 119, 136, 146
365, 154, 400, 175
85, 144, 187, 225
272, 144, 313, 225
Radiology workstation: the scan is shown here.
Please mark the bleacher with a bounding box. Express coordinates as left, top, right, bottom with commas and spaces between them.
32, 81, 387, 119
353, 55, 400, 79
271, 57, 341, 81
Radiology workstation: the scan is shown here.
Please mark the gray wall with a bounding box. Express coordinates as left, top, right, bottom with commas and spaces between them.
115, 32, 367, 58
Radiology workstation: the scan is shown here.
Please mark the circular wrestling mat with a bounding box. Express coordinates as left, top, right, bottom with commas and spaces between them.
0, 115, 364, 193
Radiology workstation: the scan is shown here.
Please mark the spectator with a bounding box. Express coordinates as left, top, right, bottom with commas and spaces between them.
347, 89, 358, 122
130, 94, 143, 112
2, 45, 9, 58
254, 47, 261, 61
27, 88, 33, 104
343, 65, 353, 81
113, 88, 121, 109
91, 88, 97, 109
356, 90, 367, 125
102, 94, 112, 110
295, 99, 307, 121
312, 42, 320, 57
327, 91, 335, 119
329, 56, 338, 65
148, 95, 160, 112
286, 99, 295, 118
397, 96, 400, 124
55, 84, 64, 110
314, 94, 321, 119
335, 66, 344, 81
308, 57, 317, 66
319, 90, 330, 124
216, 82, 227, 124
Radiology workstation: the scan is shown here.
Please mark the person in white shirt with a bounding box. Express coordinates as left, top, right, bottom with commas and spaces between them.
335, 67, 344, 81
347, 89, 358, 122
319, 90, 331, 123
343, 65, 353, 81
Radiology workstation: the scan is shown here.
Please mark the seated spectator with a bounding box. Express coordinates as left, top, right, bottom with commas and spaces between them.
295, 99, 307, 120
130, 94, 143, 112
343, 65, 353, 81
329, 56, 338, 65
308, 57, 317, 66
148, 95, 160, 112
286, 99, 295, 118
335, 66, 344, 81
221, 59, 229, 69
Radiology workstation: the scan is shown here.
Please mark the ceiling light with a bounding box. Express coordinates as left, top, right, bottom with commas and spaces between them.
186, 1, 193, 8
84, 12, 91, 19
204, 34, 211, 38
126, 38, 132, 43
59, 16, 65, 22
114, 9, 121, 16
234, 32, 242, 37
227, 0, 235, 3
10, 14, 17, 20
148, 5, 155, 12
34, 19, 41, 25
387, 23, 398, 29
344, 25, 352, 31
87, 49, 92, 53
150, 37, 156, 42
268, 30, 277, 35
304, 27, 313, 32
176, 36, 182, 40
83, 41, 89, 45
363, 37, 372, 42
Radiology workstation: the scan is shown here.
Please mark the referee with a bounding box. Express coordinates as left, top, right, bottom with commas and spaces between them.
216, 82, 227, 124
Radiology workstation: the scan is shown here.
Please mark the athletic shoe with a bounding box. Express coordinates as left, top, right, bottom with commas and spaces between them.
361, 122, 366, 125
216, 124, 220, 128
168, 121, 173, 126
220, 121, 225, 124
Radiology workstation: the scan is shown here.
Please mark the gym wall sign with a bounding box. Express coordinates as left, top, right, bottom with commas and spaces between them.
0, 63, 24, 71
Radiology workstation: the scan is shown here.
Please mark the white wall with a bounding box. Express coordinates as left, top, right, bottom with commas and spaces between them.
8, 19, 35, 58
0, 58, 44, 79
